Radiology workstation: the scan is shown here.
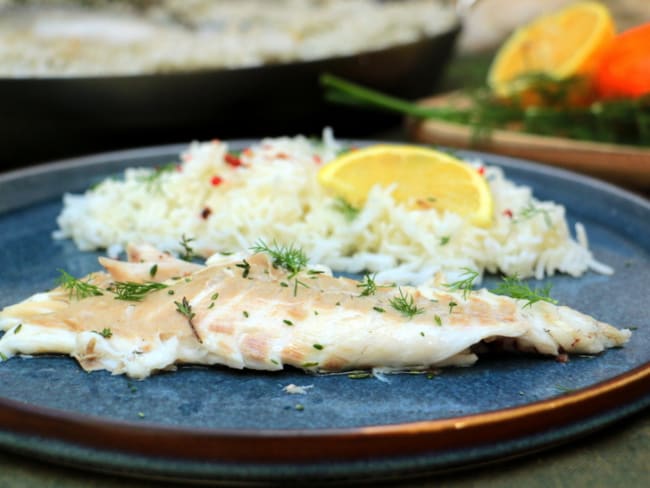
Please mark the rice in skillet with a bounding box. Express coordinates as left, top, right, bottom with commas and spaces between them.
55, 130, 610, 285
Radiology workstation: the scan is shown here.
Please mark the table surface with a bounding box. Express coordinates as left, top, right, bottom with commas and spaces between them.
1, 52, 648, 488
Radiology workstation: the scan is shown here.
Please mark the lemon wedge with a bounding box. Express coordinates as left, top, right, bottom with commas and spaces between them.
318, 145, 493, 227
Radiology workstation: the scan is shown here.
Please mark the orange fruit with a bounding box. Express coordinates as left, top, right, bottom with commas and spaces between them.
488, 1, 616, 102
317, 145, 493, 227
595, 21, 650, 99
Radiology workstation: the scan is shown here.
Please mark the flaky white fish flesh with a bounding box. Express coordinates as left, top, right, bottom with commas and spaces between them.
0, 244, 631, 379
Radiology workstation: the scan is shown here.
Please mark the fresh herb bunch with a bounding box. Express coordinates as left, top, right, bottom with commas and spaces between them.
321, 73, 650, 146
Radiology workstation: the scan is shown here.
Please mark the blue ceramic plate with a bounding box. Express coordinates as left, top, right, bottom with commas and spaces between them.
0, 143, 648, 484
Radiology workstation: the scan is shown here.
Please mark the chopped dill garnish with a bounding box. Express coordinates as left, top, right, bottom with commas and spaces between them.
302, 362, 319, 368
440, 236, 450, 246
445, 268, 480, 299
93, 328, 113, 338
138, 162, 176, 191
420, 331, 425, 337
332, 197, 360, 221
348, 371, 371, 379
294, 403, 305, 411
179, 234, 197, 261
243, 310, 249, 318
293, 278, 309, 297
167, 290, 175, 295
357, 272, 378, 297
251, 239, 308, 277
0, 352, 7, 361
491, 276, 558, 308
149, 264, 158, 278
555, 385, 575, 394
13, 324, 22, 334
313, 344, 324, 350
434, 315, 442, 326
389, 288, 424, 319
515, 201, 553, 228
448, 301, 458, 314
57, 269, 104, 300
236, 259, 251, 278
373, 306, 385, 313
110, 281, 168, 301
307, 269, 324, 275
283, 319, 294, 326
280, 282, 289, 287
211, 293, 219, 301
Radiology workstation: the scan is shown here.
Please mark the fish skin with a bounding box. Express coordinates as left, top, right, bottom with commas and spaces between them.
0, 248, 632, 379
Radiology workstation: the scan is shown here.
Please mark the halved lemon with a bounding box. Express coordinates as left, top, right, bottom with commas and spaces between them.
488, 1, 615, 99
317, 145, 493, 227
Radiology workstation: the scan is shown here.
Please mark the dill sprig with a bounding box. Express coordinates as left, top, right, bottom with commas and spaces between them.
179, 234, 197, 261
175, 296, 202, 343
175, 296, 195, 320
389, 288, 424, 319
333, 197, 360, 222
251, 239, 308, 277
491, 276, 558, 308
514, 201, 553, 228
357, 272, 378, 297
138, 162, 176, 191
444, 268, 479, 299
57, 270, 104, 300
110, 281, 168, 301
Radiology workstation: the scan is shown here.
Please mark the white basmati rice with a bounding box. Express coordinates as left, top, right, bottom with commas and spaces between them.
55, 129, 611, 285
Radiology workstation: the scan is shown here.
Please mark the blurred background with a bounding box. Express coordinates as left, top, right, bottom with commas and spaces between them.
1, 0, 649, 170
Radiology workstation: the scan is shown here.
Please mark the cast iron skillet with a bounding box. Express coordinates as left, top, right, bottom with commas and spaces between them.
0, 24, 461, 168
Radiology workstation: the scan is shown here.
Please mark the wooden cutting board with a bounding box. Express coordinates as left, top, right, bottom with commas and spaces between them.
407, 92, 650, 190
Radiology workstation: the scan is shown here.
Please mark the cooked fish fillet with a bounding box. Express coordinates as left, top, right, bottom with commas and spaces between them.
0, 245, 631, 379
